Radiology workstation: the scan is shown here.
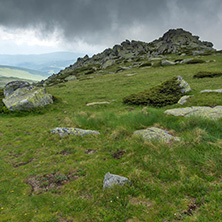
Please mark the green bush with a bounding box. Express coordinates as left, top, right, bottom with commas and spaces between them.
186, 59, 205, 64
193, 71, 222, 79
123, 77, 184, 107
0, 89, 10, 114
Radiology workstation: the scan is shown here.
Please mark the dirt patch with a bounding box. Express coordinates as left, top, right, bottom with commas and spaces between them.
27, 170, 85, 195
113, 150, 126, 159
183, 199, 201, 216
13, 158, 33, 168
129, 198, 152, 208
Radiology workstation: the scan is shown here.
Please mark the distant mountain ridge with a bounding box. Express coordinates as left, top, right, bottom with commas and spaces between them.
0, 52, 84, 76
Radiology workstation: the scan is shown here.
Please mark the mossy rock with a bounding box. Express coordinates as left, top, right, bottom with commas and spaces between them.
123, 76, 187, 107
193, 71, 222, 79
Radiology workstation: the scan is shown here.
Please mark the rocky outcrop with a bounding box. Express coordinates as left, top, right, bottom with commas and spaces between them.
3, 81, 53, 111
40, 28, 215, 86
165, 106, 222, 120
51, 127, 100, 137
134, 127, 180, 143
103, 172, 131, 189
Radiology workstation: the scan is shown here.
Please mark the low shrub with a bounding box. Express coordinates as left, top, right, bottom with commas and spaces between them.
193, 71, 222, 79
123, 77, 184, 107
186, 59, 205, 64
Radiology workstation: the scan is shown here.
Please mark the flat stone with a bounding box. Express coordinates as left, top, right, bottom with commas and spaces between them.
103, 172, 131, 189
200, 89, 222, 93
165, 106, 222, 120
86, 101, 110, 106
161, 60, 176, 66
51, 127, 100, 137
178, 95, 192, 105
134, 127, 180, 143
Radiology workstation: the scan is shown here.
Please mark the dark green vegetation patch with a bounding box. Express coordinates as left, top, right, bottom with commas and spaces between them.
193, 71, 222, 79
123, 77, 183, 107
186, 59, 205, 64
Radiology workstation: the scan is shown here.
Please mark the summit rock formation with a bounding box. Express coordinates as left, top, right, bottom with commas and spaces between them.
41, 28, 215, 86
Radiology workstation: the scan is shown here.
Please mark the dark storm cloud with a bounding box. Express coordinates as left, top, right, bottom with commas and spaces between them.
0, 0, 222, 48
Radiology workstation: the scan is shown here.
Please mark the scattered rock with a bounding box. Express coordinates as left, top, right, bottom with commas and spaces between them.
200, 89, 222, 93
134, 127, 180, 143
103, 172, 131, 189
178, 95, 192, 105
65, 75, 77, 81
101, 59, 115, 69
51, 127, 100, 137
165, 106, 222, 120
125, 73, 137, 77
3, 82, 53, 111
85, 149, 97, 155
161, 60, 176, 66
86, 101, 110, 106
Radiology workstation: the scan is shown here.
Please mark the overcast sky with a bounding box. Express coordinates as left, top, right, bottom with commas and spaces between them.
0, 0, 222, 55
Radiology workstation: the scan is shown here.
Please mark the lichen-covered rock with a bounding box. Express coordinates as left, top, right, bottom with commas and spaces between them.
178, 95, 192, 105
176, 75, 191, 93
123, 76, 191, 107
3, 85, 53, 111
103, 172, 131, 189
165, 106, 222, 120
134, 127, 180, 143
65, 75, 77, 81
200, 89, 222, 93
51, 127, 100, 137
101, 59, 115, 69
3, 81, 31, 97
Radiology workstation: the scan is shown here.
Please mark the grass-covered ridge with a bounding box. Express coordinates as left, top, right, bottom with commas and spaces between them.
0, 53, 222, 221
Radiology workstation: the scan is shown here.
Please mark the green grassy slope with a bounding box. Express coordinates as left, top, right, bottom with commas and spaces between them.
0, 54, 222, 221
0, 66, 45, 81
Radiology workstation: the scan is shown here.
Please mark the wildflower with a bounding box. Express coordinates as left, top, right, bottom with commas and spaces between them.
10, 190, 14, 193
24, 213, 27, 216
1, 207, 3, 210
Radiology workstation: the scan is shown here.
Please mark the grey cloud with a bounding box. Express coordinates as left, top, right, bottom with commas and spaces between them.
0, 0, 222, 48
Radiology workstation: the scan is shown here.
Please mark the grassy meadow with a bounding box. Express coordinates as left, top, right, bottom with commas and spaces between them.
0, 54, 222, 221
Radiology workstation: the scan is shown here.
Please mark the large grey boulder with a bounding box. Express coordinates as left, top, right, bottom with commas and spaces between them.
134, 127, 180, 143
3, 82, 53, 111
51, 127, 100, 137
103, 172, 131, 189
165, 106, 222, 120
3, 81, 31, 97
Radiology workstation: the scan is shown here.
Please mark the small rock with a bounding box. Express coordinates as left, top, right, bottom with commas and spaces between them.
134, 127, 180, 143
86, 101, 110, 106
65, 75, 77, 81
51, 127, 100, 137
125, 73, 137, 77
161, 60, 176, 66
176, 75, 191, 93
200, 89, 222, 93
103, 172, 131, 189
178, 95, 192, 105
